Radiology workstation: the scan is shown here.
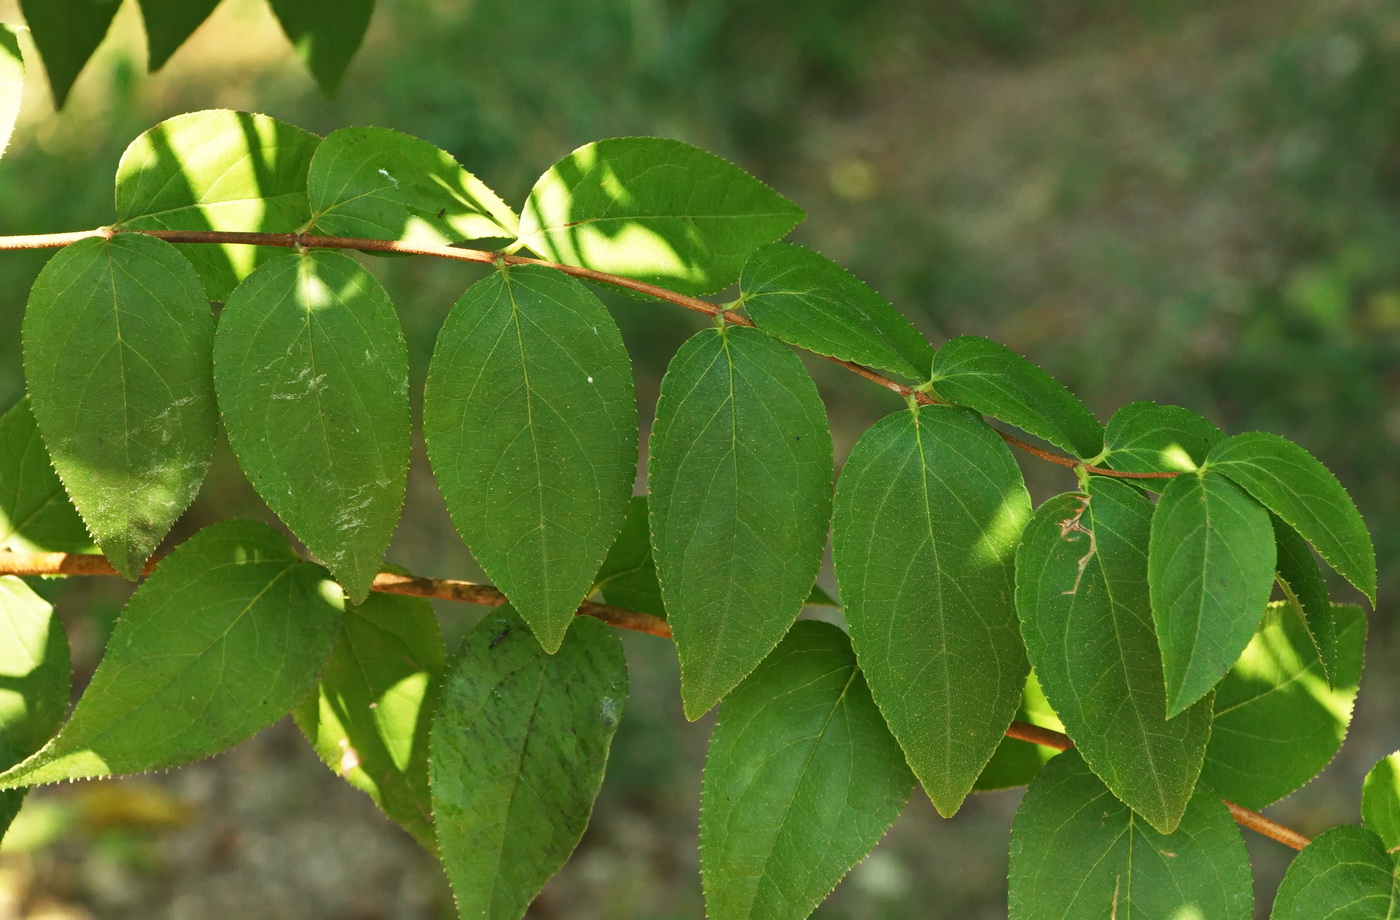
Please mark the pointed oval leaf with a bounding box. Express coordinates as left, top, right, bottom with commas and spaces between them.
1010, 750, 1252, 920
1149, 471, 1276, 716
0, 399, 92, 553
430, 609, 627, 920
115, 110, 321, 300
0, 24, 23, 158
1202, 603, 1363, 810
1270, 826, 1397, 920
973, 671, 1063, 792
135, 0, 221, 71
424, 265, 637, 652
0, 520, 342, 789
215, 251, 409, 602
18, 0, 118, 107
1103, 401, 1223, 474
1016, 479, 1211, 833
294, 589, 443, 852
518, 137, 804, 296
23, 234, 217, 579
1274, 514, 1339, 685
649, 326, 832, 719
1207, 431, 1376, 605
931, 336, 1103, 458
833, 405, 1031, 816
592, 494, 665, 618
308, 126, 518, 245
739, 243, 935, 380
1362, 752, 1400, 852
701, 621, 914, 920
268, 0, 374, 95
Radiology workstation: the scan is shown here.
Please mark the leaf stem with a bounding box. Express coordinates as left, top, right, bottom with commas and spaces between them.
0, 228, 1178, 481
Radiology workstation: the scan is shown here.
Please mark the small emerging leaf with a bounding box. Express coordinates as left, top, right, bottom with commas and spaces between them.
1103, 401, 1222, 474
0, 24, 23, 158
1270, 826, 1397, 920
1363, 752, 1400, 852
19, 0, 118, 107
135, 0, 222, 71
0, 399, 92, 554
268, 0, 375, 95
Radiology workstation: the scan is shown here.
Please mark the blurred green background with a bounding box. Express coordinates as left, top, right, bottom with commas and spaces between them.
0, 0, 1398, 917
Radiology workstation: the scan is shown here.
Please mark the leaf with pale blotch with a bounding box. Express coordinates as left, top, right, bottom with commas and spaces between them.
0, 399, 92, 553
424, 266, 636, 652
268, 0, 375, 94
1363, 752, 1400, 852
1203, 603, 1362, 810
1149, 471, 1276, 717
931, 336, 1102, 458
1274, 514, 1340, 686
1270, 826, 1397, 920
116, 110, 321, 300
0, 24, 22, 158
701, 621, 913, 920
518, 137, 803, 296
1016, 479, 1211, 833
308, 126, 518, 245
1208, 431, 1376, 605
593, 495, 665, 619
19, 0, 118, 107
740, 243, 934, 380
295, 588, 443, 852
0, 521, 341, 789
430, 609, 626, 920
215, 251, 409, 603
1103, 401, 1222, 474
650, 326, 832, 720
135, 0, 222, 71
833, 405, 1030, 817
973, 672, 1062, 792
1009, 750, 1253, 920
23, 234, 216, 579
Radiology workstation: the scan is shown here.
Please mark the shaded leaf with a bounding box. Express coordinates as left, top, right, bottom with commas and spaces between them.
973, 672, 1062, 793
268, 0, 374, 94
1208, 431, 1376, 604
0, 521, 342, 788
115, 109, 321, 300
1103, 401, 1222, 474
931, 336, 1102, 458
0, 24, 22, 158
833, 405, 1030, 816
518, 137, 803, 296
0, 399, 92, 553
740, 243, 934, 380
135, 0, 222, 70
1362, 752, 1400, 852
592, 495, 664, 618
430, 609, 626, 920
307, 126, 518, 245
1149, 471, 1276, 716
1203, 603, 1363, 810
23, 234, 216, 579
1274, 514, 1339, 686
1009, 750, 1252, 920
18, 0, 118, 107
1016, 480, 1211, 833
295, 588, 443, 852
215, 251, 409, 603
649, 326, 831, 719
701, 621, 913, 920
424, 266, 636, 652
1270, 826, 1397, 920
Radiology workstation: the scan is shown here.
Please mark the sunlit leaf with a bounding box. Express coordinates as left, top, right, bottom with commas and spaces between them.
135, 0, 222, 71
1362, 752, 1400, 852
973, 672, 1062, 792
268, 0, 374, 94
0, 399, 92, 554
18, 0, 118, 107
0, 24, 23, 158
1103, 401, 1222, 474
1270, 826, 1397, 920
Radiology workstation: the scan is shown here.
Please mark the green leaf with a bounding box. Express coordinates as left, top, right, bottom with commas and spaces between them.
1009, 750, 1253, 920
267, 0, 374, 94
1203, 603, 1363, 810
115, 109, 321, 300
832, 405, 1030, 816
0, 521, 342, 789
1149, 471, 1276, 716
294, 589, 443, 852
18, 0, 118, 107
739, 243, 935, 380
430, 609, 626, 920
592, 495, 665, 618
307, 126, 518, 245
134, 0, 222, 70
972, 671, 1063, 792
1270, 826, 1397, 920
1016, 479, 1211, 833
1362, 752, 1400, 852
518, 137, 804, 296
649, 326, 832, 720
931, 336, 1103, 458
424, 266, 637, 653
0, 399, 93, 554
1274, 514, 1340, 686
214, 251, 409, 603
0, 24, 23, 159
23, 234, 217, 579
1207, 431, 1377, 605
701, 621, 913, 920
1103, 401, 1222, 474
